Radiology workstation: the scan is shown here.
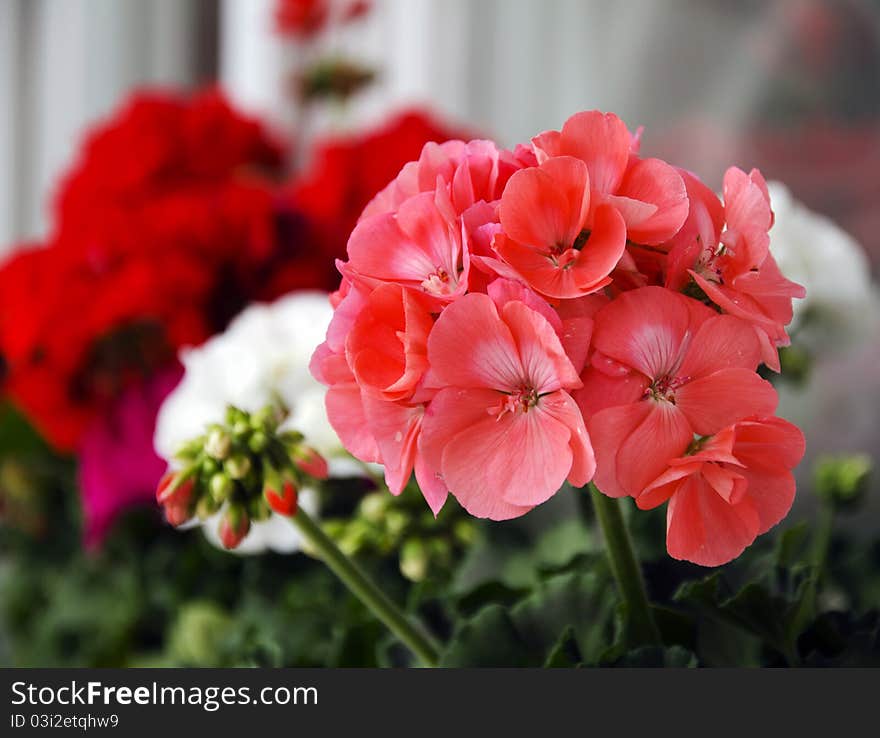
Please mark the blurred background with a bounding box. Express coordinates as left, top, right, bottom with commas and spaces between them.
4, 0, 880, 253
0, 0, 878, 666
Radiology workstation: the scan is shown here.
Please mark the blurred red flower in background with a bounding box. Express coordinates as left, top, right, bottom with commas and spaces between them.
274, 0, 371, 40
0, 85, 466, 545
0, 89, 293, 452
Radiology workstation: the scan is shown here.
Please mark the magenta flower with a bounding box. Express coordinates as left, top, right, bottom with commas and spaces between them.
78, 365, 182, 547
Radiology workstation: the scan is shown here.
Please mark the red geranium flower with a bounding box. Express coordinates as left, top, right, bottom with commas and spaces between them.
0, 88, 292, 452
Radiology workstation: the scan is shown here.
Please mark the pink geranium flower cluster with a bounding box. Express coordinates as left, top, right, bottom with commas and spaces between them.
311, 111, 806, 567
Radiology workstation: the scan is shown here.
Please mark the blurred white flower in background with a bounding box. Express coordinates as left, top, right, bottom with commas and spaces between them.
154, 291, 358, 554
768, 182, 877, 343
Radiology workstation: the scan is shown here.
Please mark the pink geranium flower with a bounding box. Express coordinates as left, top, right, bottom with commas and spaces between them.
344, 187, 469, 304
576, 286, 778, 499
532, 110, 689, 246
665, 167, 806, 370
312, 111, 806, 568
636, 416, 805, 566
420, 290, 595, 520
495, 156, 627, 299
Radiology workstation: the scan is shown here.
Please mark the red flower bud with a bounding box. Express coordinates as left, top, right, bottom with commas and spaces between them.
157, 472, 195, 526
294, 447, 328, 480
264, 480, 299, 516
156, 471, 194, 503
164, 503, 192, 527
218, 507, 250, 549
156, 471, 175, 504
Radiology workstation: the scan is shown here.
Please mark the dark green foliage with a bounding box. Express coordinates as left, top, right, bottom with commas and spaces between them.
0, 406, 877, 667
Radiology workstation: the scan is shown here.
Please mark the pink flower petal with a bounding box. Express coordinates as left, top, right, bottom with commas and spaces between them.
615, 157, 688, 244
740, 469, 796, 535
675, 368, 778, 436
325, 384, 380, 463
361, 394, 423, 495
443, 406, 572, 512
537, 391, 596, 487
574, 365, 649, 416
615, 400, 692, 497
421, 387, 535, 519
732, 417, 805, 474
501, 300, 581, 392
535, 111, 632, 194
591, 286, 692, 379
588, 401, 653, 498
499, 157, 588, 248
427, 292, 523, 389
677, 314, 764, 378
666, 475, 760, 567
414, 444, 448, 516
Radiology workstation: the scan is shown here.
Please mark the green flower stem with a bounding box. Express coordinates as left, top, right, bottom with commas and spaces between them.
805, 499, 835, 618
288, 506, 441, 667
588, 483, 662, 646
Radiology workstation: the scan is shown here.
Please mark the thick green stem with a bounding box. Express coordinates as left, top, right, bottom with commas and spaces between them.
288, 507, 441, 667
588, 483, 662, 646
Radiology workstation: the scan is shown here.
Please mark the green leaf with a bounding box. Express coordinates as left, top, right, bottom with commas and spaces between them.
543, 626, 583, 667
440, 605, 532, 667
610, 645, 698, 667
673, 569, 818, 664
511, 571, 615, 664
441, 570, 617, 667
455, 580, 528, 618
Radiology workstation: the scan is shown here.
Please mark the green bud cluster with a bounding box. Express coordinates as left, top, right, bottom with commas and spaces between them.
321, 483, 478, 583
166, 402, 328, 549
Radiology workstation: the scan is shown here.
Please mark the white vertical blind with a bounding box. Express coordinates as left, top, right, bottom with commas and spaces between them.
0, 0, 23, 253
0, 0, 211, 251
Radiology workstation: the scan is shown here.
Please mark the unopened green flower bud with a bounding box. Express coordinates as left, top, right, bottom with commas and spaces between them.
196, 495, 221, 520
174, 437, 205, 462
453, 519, 478, 547
252, 404, 283, 434
385, 510, 409, 538
815, 453, 872, 510
400, 538, 429, 582
209, 472, 234, 504
205, 427, 232, 460
279, 430, 305, 446
201, 457, 220, 477
225, 405, 248, 427
360, 492, 388, 523
224, 453, 252, 480
232, 419, 251, 438
248, 430, 268, 454
338, 521, 371, 556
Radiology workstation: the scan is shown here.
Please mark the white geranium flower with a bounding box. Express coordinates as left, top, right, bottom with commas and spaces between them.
768, 182, 875, 336
154, 291, 358, 554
